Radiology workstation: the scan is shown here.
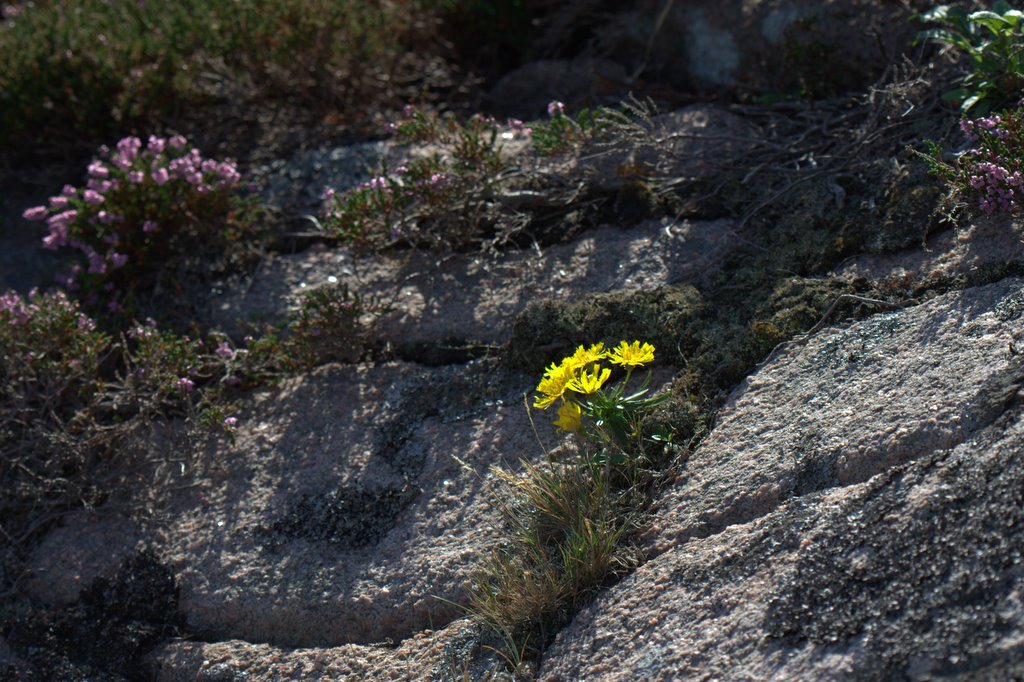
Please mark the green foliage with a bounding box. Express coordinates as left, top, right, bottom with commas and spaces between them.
290, 282, 394, 362
322, 106, 515, 249
0, 0, 433, 151
530, 104, 618, 157
916, 1, 1024, 114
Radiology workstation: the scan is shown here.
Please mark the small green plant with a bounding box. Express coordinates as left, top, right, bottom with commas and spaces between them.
922, 108, 1024, 214
322, 105, 522, 249
468, 340, 669, 664
289, 282, 394, 362
916, 1, 1024, 114
22, 134, 263, 319
529, 100, 613, 157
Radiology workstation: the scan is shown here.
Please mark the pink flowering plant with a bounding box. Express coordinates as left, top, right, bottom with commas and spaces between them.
530, 100, 614, 157
322, 105, 520, 248
923, 108, 1024, 215
21, 134, 262, 316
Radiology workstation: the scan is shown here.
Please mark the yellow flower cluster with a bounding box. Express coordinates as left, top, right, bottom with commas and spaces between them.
533, 340, 656, 432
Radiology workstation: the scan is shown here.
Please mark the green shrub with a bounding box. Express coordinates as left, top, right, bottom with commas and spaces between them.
916, 1, 1024, 114
0, 0, 439, 151
322, 105, 520, 249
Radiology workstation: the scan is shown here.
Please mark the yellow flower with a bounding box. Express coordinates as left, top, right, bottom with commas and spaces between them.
533, 360, 574, 409
608, 340, 655, 367
567, 365, 611, 394
567, 342, 607, 368
553, 400, 581, 432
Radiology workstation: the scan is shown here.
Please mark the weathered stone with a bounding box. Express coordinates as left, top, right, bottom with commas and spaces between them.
539, 277, 1024, 680
209, 218, 737, 349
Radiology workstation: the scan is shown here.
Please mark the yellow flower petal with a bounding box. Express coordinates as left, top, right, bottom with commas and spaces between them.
567, 365, 611, 394
553, 400, 581, 432
608, 340, 655, 367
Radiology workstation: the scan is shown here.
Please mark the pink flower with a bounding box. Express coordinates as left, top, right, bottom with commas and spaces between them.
62, 184, 77, 196
168, 134, 187, 150
88, 161, 109, 178
22, 206, 48, 221
547, 100, 565, 117
129, 170, 144, 184
142, 220, 158, 233
109, 252, 128, 269
175, 377, 195, 393
147, 135, 166, 154
214, 341, 234, 358
83, 189, 105, 205
48, 195, 69, 210
152, 168, 170, 185
87, 251, 107, 274
223, 416, 238, 428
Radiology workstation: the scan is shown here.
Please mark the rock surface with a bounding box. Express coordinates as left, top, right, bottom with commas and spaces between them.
210, 217, 737, 347
539, 277, 1024, 680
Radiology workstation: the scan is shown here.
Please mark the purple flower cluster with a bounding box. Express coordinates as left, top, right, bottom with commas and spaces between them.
958, 112, 1024, 215
20, 134, 246, 305
0, 289, 95, 332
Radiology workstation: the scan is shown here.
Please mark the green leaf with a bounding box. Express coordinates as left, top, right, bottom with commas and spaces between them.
942, 87, 971, 102
961, 93, 984, 113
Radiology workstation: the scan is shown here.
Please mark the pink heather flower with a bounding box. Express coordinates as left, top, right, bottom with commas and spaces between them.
147, 135, 165, 154
152, 168, 169, 185
508, 118, 524, 132
369, 176, 387, 190
168, 134, 187, 150
214, 341, 233, 358
48, 209, 78, 228
143, 220, 158, 233
109, 252, 128, 269
88, 161, 109, 178
175, 377, 195, 393
201, 159, 218, 174
62, 184, 77, 197
129, 170, 144, 184
113, 156, 133, 170
48, 195, 69, 210
83, 189, 105, 205
87, 251, 107, 274
185, 171, 202, 185
117, 135, 142, 160
223, 416, 238, 428
402, 104, 416, 117
395, 165, 408, 174
87, 178, 114, 193
322, 187, 336, 200
547, 100, 565, 117
22, 206, 48, 221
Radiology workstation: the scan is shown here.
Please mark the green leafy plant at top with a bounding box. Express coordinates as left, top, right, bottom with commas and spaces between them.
322, 105, 524, 249
916, 1, 1024, 114
468, 341, 670, 666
